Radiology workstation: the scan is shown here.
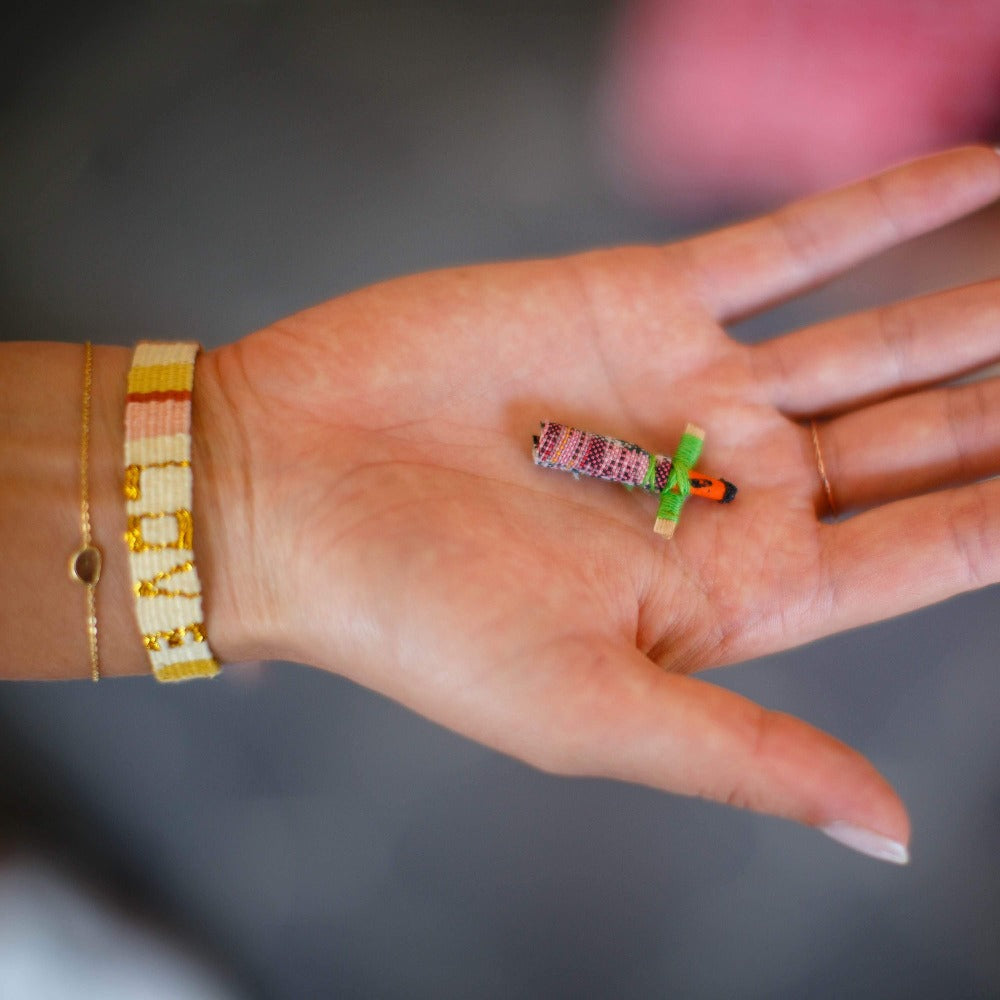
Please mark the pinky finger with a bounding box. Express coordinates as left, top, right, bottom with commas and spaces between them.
820, 477, 1000, 636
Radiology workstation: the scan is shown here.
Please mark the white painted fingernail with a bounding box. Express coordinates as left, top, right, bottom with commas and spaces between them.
820, 822, 910, 865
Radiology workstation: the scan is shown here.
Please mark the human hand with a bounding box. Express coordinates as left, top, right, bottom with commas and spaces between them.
201, 146, 1000, 861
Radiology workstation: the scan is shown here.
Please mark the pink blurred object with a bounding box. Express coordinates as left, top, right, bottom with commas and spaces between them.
603, 0, 1000, 212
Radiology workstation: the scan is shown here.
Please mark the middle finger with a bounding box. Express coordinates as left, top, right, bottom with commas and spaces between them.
756, 277, 1000, 418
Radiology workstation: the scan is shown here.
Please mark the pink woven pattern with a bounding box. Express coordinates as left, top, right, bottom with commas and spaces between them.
533, 421, 671, 493
124, 398, 191, 437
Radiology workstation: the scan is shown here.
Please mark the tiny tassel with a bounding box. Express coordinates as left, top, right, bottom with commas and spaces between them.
653, 423, 704, 538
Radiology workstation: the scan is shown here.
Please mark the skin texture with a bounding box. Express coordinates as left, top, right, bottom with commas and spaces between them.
192, 146, 1000, 853
4, 147, 998, 856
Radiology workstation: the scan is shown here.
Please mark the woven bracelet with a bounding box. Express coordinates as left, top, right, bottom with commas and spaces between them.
123, 342, 219, 682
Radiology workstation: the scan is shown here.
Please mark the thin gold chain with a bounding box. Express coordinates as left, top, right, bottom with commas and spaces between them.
70, 342, 102, 682
80, 341, 94, 545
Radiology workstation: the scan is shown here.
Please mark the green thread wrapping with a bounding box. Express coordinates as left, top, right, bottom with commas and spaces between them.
641, 452, 659, 491
656, 430, 703, 525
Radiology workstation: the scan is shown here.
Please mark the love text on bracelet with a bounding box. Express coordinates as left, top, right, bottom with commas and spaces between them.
69, 341, 102, 682
124, 342, 219, 681
532, 420, 737, 537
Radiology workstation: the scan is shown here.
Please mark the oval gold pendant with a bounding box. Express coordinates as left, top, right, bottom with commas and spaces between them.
70, 545, 102, 586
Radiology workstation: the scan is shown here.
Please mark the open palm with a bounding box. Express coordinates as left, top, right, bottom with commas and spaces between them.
209, 147, 1000, 859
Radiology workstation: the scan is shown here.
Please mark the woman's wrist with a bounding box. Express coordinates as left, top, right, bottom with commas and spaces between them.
97, 342, 266, 678
98, 342, 265, 678
189, 343, 284, 667
0, 340, 272, 680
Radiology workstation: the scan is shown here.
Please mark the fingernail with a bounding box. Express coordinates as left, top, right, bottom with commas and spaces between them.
820, 822, 910, 865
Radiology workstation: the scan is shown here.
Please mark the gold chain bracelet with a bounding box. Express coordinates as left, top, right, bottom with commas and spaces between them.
69, 342, 102, 682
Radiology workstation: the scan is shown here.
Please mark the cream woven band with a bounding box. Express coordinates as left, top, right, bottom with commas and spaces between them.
124, 342, 219, 681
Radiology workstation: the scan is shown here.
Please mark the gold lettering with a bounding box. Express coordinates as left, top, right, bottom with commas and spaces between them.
135, 560, 197, 598
175, 509, 193, 550
123, 465, 142, 501
126, 515, 145, 553
123, 461, 190, 503
142, 622, 207, 652
125, 509, 194, 553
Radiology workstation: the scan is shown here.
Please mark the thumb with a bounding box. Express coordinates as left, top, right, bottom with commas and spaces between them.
556, 645, 910, 864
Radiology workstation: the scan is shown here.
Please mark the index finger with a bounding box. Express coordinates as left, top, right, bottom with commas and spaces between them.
681, 146, 1000, 324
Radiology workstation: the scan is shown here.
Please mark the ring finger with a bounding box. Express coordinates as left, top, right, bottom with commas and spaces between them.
805, 374, 1000, 516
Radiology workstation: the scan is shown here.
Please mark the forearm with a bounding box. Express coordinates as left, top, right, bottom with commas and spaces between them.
0, 342, 253, 680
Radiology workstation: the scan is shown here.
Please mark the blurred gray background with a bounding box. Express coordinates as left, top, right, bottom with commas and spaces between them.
2, 2, 999, 998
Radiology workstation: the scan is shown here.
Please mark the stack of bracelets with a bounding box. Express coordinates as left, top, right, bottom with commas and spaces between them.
69, 342, 220, 683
